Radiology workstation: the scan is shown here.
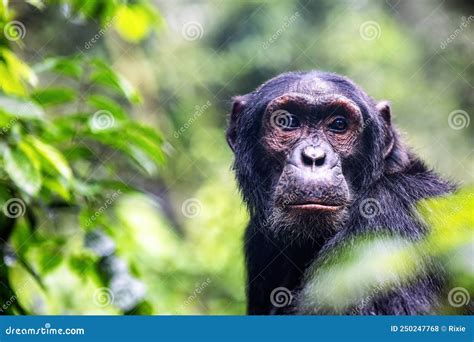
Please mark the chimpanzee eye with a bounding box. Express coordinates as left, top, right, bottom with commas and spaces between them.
328, 117, 348, 132
285, 114, 300, 129
270, 111, 301, 130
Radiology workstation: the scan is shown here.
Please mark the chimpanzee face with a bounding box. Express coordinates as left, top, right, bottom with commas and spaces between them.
261, 92, 364, 215
227, 72, 396, 239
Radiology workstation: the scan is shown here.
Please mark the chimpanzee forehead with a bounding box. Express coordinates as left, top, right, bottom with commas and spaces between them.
257, 71, 367, 103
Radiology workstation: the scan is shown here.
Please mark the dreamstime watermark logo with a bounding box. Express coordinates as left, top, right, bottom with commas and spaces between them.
359, 198, 382, 219
174, 100, 212, 138
3, 198, 26, 218
447, 287, 470, 307
84, 16, 117, 50
182, 21, 203, 41
270, 109, 294, 130
3, 20, 26, 41
0, 280, 30, 314
440, 16, 474, 49
359, 21, 381, 41
179, 278, 212, 311
448, 110, 470, 130
262, 12, 300, 49
0, 117, 19, 136
350, 284, 385, 314
84, 190, 122, 227
90, 110, 115, 132
93, 287, 114, 307
270, 287, 293, 308
181, 198, 202, 218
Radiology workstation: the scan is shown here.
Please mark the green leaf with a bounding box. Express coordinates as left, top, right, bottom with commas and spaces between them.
418, 187, 474, 254
31, 87, 76, 107
42, 177, 71, 201
127, 145, 158, 175
39, 245, 63, 274
26, 0, 45, 10
87, 94, 129, 121
90, 59, 141, 103
0, 48, 38, 96
4, 144, 42, 196
33, 56, 83, 80
0, 94, 44, 120
69, 252, 98, 278
125, 123, 165, 166
84, 122, 164, 176
26, 135, 73, 182
83, 129, 156, 176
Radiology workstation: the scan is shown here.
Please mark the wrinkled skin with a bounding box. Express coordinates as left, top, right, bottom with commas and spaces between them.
227, 71, 454, 315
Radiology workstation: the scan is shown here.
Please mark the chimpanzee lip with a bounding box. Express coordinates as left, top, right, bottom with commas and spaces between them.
287, 202, 343, 212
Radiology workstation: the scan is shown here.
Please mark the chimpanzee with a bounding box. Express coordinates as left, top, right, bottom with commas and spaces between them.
226, 71, 454, 315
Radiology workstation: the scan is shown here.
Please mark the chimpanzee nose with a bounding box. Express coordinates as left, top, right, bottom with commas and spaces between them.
301, 145, 326, 168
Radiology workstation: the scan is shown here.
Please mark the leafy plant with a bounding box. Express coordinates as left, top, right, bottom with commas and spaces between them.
0, 0, 164, 314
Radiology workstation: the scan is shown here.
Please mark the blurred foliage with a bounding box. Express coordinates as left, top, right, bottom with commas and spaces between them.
0, 0, 472, 315
300, 188, 474, 314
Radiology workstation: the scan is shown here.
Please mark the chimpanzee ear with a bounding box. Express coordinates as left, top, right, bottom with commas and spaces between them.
226, 95, 248, 153
376, 101, 409, 173
376, 101, 394, 158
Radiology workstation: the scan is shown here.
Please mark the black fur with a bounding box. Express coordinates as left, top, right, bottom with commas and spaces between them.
227, 71, 454, 315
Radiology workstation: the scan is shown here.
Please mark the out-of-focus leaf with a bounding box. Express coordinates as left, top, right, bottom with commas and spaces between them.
90, 59, 141, 103
0, 94, 44, 120
0, 49, 38, 96
127, 146, 158, 175
87, 94, 128, 121
125, 123, 165, 166
42, 177, 71, 201
33, 56, 83, 80
26, 0, 45, 10
115, 193, 180, 260
4, 144, 42, 196
26, 135, 73, 182
16, 254, 47, 292
299, 235, 422, 312
418, 187, 474, 254
114, 4, 153, 42
39, 245, 63, 274
84, 123, 164, 176
69, 252, 98, 278
31, 87, 76, 107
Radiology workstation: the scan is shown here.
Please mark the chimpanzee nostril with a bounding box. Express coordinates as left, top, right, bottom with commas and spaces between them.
301, 145, 326, 168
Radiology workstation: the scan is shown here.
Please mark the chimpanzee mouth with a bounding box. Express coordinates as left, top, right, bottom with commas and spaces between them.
287, 201, 344, 212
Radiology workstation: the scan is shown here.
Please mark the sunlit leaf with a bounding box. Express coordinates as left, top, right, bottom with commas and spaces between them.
114, 4, 153, 43
4, 144, 42, 196
125, 123, 165, 166
87, 94, 128, 121
33, 56, 83, 79
31, 87, 76, 107
69, 252, 98, 277
26, 0, 45, 10
42, 177, 71, 201
418, 188, 474, 254
26, 135, 73, 182
39, 244, 64, 274
90, 59, 141, 103
0, 49, 38, 96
